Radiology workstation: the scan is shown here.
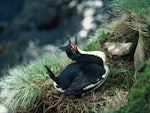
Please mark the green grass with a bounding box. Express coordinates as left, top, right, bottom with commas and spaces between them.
0, 54, 70, 110
113, 0, 150, 14
106, 59, 134, 89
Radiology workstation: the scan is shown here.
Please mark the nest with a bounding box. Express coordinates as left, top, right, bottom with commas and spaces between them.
30, 85, 104, 113
14, 83, 128, 113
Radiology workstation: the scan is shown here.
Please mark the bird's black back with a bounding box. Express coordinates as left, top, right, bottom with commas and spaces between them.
56, 62, 105, 92
56, 62, 83, 90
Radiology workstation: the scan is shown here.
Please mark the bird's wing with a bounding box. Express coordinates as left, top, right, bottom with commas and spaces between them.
63, 72, 105, 96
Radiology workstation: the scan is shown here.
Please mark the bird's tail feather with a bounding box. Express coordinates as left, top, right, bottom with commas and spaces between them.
45, 65, 58, 83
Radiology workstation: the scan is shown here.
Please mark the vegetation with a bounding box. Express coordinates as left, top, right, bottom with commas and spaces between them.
0, 54, 70, 111
0, 27, 134, 113
84, 29, 109, 51
113, 0, 150, 14
0, 0, 150, 112
117, 60, 150, 113
111, 0, 150, 112
111, 0, 150, 37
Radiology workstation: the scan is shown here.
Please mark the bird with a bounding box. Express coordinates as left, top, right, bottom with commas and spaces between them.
45, 36, 109, 97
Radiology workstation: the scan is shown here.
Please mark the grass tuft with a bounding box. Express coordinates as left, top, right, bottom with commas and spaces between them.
111, 0, 150, 37
0, 54, 70, 111
113, 0, 150, 14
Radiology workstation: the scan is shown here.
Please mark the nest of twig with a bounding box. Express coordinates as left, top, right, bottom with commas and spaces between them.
31, 85, 104, 113
15, 83, 128, 113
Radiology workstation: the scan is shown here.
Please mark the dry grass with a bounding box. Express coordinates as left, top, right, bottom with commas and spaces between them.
106, 14, 139, 43
112, 0, 150, 37
15, 84, 128, 113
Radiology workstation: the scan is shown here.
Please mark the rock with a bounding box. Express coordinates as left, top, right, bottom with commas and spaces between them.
104, 42, 135, 56
134, 33, 146, 79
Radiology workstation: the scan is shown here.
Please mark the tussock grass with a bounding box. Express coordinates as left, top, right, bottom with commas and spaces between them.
0, 54, 70, 111
113, 0, 150, 14
106, 15, 139, 42
110, 0, 150, 37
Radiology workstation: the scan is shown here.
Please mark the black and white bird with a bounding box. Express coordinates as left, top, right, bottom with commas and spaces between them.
45, 36, 109, 96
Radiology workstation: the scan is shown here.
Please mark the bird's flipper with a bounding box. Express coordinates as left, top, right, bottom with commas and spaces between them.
63, 74, 105, 96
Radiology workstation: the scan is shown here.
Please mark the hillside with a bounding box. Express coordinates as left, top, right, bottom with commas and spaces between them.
0, 0, 150, 113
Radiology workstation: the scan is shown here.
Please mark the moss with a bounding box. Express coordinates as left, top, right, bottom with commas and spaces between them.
117, 60, 150, 113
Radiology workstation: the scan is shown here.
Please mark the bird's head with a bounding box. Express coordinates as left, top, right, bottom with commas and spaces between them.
60, 36, 79, 60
